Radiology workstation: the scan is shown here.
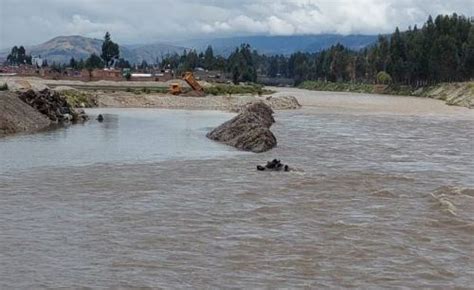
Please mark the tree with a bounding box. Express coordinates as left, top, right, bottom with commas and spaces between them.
377, 71, 392, 84
85, 53, 104, 70
461, 26, 474, 79
227, 44, 257, 84
77, 59, 84, 70
268, 57, 279, 78
101, 32, 120, 67
140, 60, 149, 70
124, 71, 132, 81
7, 45, 31, 65
204, 45, 215, 70
69, 57, 77, 69
116, 58, 131, 69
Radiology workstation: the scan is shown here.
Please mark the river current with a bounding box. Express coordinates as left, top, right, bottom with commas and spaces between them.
1, 92, 473, 288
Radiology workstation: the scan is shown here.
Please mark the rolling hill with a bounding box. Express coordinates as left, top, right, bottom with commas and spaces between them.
0, 35, 187, 64
175, 34, 379, 55
0, 34, 378, 64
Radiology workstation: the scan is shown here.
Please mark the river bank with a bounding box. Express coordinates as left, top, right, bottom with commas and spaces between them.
299, 81, 474, 109
0, 76, 300, 111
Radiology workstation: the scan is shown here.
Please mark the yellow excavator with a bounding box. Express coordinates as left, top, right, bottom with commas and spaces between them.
169, 72, 205, 97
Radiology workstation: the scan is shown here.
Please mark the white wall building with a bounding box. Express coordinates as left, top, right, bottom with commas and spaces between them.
32, 56, 44, 67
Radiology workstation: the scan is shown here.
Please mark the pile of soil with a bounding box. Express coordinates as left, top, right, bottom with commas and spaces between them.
0, 91, 51, 137
206, 101, 277, 153
18, 89, 88, 123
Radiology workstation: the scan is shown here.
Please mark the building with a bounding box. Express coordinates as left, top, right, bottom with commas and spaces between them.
32, 56, 44, 68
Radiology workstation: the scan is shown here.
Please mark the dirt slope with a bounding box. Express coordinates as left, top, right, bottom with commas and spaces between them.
0, 92, 51, 137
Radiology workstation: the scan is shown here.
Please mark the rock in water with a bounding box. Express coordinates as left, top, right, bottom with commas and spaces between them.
206, 101, 277, 153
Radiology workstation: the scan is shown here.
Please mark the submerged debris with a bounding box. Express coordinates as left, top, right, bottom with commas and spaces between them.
257, 159, 290, 172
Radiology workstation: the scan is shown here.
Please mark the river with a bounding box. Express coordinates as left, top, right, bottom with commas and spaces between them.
1, 90, 473, 288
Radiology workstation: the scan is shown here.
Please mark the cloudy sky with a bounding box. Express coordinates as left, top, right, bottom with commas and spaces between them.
0, 0, 472, 48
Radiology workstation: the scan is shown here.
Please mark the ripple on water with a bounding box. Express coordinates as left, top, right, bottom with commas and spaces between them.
1, 106, 474, 288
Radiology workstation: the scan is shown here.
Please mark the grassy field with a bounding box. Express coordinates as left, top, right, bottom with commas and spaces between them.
48, 83, 273, 96
298, 81, 375, 94
204, 84, 274, 96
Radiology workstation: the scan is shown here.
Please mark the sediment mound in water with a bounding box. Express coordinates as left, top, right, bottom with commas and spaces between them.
0, 91, 51, 137
206, 101, 277, 153
19, 89, 88, 123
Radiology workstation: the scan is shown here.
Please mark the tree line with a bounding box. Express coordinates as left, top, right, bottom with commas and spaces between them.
260, 14, 473, 86
160, 44, 258, 84
6, 46, 32, 65
160, 14, 473, 86
5, 14, 473, 86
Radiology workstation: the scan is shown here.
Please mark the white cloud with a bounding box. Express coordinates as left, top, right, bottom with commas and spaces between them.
0, 0, 473, 48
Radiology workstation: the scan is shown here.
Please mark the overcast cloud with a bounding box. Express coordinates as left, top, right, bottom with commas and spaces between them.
0, 0, 472, 48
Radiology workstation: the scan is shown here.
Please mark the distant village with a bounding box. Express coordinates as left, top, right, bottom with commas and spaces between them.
0, 55, 229, 83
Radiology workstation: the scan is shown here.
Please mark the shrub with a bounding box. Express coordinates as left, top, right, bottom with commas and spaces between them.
61, 90, 97, 108
0, 83, 8, 91
377, 71, 392, 85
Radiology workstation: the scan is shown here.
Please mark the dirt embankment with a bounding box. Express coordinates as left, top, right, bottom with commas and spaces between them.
96, 91, 300, 111
1, 76, 301, 111
0, 89, 89, 138
417, 82, 474, 108
298, 80, 474, 109
0, 91, 51, 137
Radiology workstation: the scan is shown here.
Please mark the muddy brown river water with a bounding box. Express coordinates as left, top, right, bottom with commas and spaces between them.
1, 90, 473, 288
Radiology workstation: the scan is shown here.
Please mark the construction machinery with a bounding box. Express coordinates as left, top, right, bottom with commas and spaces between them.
169, 72, 205, 97
169, 83, 183, 95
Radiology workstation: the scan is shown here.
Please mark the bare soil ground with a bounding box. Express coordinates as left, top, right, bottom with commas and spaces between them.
0, 76, 300, 111
0, 91, 51, 137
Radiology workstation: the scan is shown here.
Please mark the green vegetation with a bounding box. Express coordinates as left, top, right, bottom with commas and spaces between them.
60, 90, 96, 107
101, 32, 120, 67
227, 44, 258, 84
262, 14, 473, 86
204, 84, 273, 96
299, 81, 375, 94
158, 14, 472, 89
161, 44, 257, 84
377, 71, 392, 85
0, 83, 9, 91
6, 46, 32, 65
85, 53, 104, 70
124, 71, 131, 81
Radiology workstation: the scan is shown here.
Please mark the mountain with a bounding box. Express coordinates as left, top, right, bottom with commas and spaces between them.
0, 35, 187, 64
0, 34, 378, 64
126, 43, 188, 64
175, 34, 379, 55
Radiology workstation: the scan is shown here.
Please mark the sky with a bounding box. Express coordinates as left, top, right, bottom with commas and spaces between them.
0, 0, 473, 48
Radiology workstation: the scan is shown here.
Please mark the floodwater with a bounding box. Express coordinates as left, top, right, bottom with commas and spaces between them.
1, 91, 474, 288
